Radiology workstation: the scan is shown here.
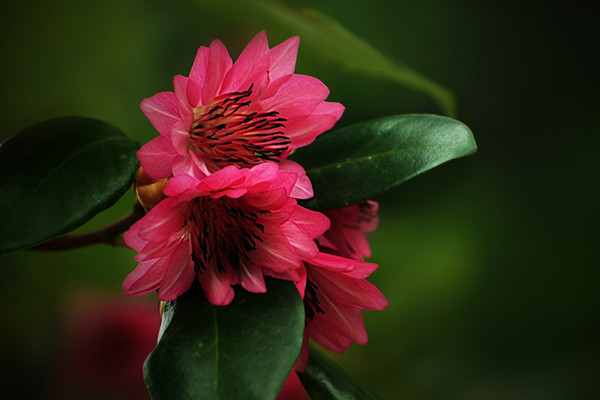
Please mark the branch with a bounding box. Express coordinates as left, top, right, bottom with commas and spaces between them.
31, 203, 145, 251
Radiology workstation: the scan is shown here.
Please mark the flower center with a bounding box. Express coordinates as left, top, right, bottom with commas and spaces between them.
189, 84, 290, 169
185, 197, 268, 275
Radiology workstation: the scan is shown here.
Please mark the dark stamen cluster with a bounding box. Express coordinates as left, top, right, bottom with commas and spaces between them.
187, 197, 267, 276
189, 84, 291, 168
305, 279, 325, 321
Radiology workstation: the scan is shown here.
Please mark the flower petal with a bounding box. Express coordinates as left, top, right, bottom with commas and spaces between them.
280, 159, 314, 199
137, 136, 178, 180
173, 74, 190, 109
140, 91, 181, 135
197, 268, 235, 306
290, 206, 330, 239
221, 31, 270, 95
268, 36, 300, 81
202, 39, 233, 105
187, 46, 210, 107
260, 74, 330, 116
285, 101, 345, 149
156, 240, 196, 301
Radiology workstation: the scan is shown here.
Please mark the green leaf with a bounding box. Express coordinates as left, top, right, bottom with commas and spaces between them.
0, 117, 139, 255
144, 278, 305, 400
298, 347, 381, 400
195, 0, 456, 116
290, 114, 477, 210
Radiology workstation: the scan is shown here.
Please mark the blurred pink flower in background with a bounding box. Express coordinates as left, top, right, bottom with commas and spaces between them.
49, 291, 309, 399
50, 292, 160, 400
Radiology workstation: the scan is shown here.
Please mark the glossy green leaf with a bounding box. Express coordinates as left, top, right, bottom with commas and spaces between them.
144, 278, 305, 400
290, 114, 477, 210
0, 117, 139, 255
298, 347, 381, 400
196, 0, 456, 116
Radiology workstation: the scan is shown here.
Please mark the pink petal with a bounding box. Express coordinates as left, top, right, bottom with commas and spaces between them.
221, 31, 270, 94
211, 187, 248, 199
280, 220, 320, 259
196, 165, 248, 193
309, 325, 354, 352
247, 162, 280, 179
268, 36, 299, 81
265, 266, 305, 286
187, 46, 210, 107
168, 116, 194, 156
202, 39, 233, 105
259, 74, 330, 116
290, 206, 330, 239
309, 307, 366, 350
140, 91, 181, 136
238, 262, 267, 293
122, 258, 163, 296
171, 151, 210, 179
122, 218, 147, 252
308, 253, 379, 279
163, 174, 199, 197
280, 160, 314, 199
254, 224, 302, 273
197, 268, 235, 306
173, 74, 190, 109
258, 74, 293, 101
314, 267, 388, 310
306, 253, 355, 273
285, 102, 345, 149
243, 188, 292, 212
313, 100, 345, 120
137, 136, 178, 179
136, 199, 187, 242
156, 240, 196, 301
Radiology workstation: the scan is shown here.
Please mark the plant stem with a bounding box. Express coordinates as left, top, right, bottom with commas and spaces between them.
31, 203, 145, 251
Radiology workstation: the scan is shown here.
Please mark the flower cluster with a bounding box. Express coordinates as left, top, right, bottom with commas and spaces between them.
123, 32, 387, 366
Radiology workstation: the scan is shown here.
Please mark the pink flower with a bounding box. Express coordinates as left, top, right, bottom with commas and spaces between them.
317, 201, 379, 260
138, 31, 344, 179
304, 253, 388, 351
123, 163, 330, 305
295, 252, 388, 371
295, 201, 386, 370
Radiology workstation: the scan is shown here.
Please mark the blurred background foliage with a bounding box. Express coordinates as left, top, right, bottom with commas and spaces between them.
1, 0, 598, 399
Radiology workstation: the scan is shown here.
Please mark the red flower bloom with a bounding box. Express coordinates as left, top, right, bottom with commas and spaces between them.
296, 202, 386, 370
123, 163, 329, 305
138, 31, 344, 179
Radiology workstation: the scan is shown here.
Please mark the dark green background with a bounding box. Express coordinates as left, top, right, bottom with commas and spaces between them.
1, 0, 598, 399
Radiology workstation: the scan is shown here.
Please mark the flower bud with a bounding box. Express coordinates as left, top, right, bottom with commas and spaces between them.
134, 167, 167, 212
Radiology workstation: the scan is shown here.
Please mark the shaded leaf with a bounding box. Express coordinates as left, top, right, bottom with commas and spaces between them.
144, 278, 305, 400
0, 117, 139, 255
298, 347, 381, 400
195, 0, 456, 116
290, 114, 477, 210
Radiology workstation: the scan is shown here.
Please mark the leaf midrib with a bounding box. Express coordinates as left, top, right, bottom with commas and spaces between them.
303, 142, 472, 176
